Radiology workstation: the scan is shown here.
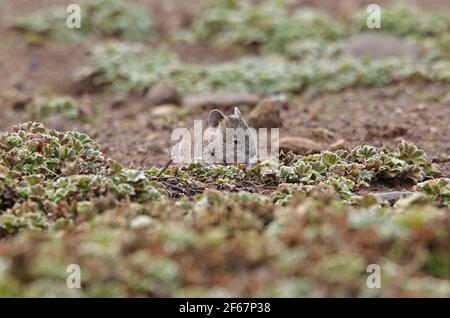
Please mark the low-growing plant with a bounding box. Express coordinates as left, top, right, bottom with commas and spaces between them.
0, 123, 448, 296
178, 1, 450, 58
350, 6, 450, 39
15, 0, 153, 42
0, 186, 448, 297
177, 0, 344, 55
75, 43, 450, 96
0, 122, 105, 177
415, 178, 450, 207
28, 96, 82, 121
0, 123, 165, 235
1, 123, 442, 236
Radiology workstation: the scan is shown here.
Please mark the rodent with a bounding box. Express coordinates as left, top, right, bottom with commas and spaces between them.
172, 107, 257, 165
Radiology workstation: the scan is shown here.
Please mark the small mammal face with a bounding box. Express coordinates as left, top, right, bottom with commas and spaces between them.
207, 107, 257, 164
174, 107, 257, 165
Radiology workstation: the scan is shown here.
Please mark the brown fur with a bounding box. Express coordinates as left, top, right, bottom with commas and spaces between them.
172, 108, 255, 165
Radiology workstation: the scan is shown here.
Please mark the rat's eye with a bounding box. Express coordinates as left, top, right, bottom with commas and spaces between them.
234, 139, 238, 145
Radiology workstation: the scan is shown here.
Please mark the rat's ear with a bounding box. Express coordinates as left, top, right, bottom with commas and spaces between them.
208, 109, 226, 127
234, 107, 242, 119
234, 106, 249, 126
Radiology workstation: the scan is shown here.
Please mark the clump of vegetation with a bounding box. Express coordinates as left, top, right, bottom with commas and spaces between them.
415, 178, 450, 207
75, 43, 450, 96
177, 0, 343, 55
28, 96, 81, 121
15, 0, 153, 42
0, 123, 448, 296
0, 188, 448, 297
0, 123, 163, 235
0, 123, 440, 237
436, 34, 450, 60
162, 140, 437, 204
71, 3, 450, 96
179, 1, 450, 57
75, 44, 180, 93
351, 6, 450, 39
0, 122, 105, 177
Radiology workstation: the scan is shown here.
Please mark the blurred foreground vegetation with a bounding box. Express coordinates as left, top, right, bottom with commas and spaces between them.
0, 123, 448, 297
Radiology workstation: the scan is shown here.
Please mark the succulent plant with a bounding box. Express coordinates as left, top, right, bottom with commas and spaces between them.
0, 123, 165, 236
1, 185, 448, 297
0, 123, 448, 297
0, 122, 105, 177
415, 178, 450, 206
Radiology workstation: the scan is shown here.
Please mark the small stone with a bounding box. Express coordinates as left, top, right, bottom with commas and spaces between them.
248, 98, 282, 128
312, 127, 334, 139
330, 139, 348, 151
109, 97, 127, 109
371, 191, 414, 204
146, 81, 181, 106
442, 93, 450, 106
279, 137, 322, 155
269, 94, 289, 110
151, 104, 178, 117
11, 94, 32, 111
130, 215, 153, 229
415, 103, 426, 111
341, 32, 421, 60
183, 92, 259, 109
